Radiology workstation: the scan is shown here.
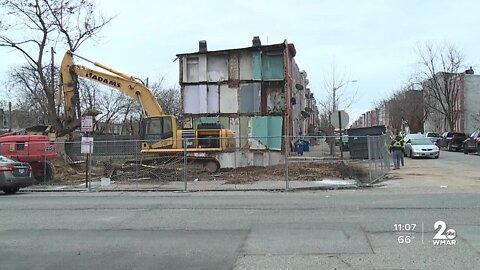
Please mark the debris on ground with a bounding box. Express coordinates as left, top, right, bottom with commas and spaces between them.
48, 157, 369, 185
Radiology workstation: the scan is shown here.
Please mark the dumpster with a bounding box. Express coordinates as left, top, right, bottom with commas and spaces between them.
347, 125, 386, 159
302, 140, 310, 152
295, 141, 304, 156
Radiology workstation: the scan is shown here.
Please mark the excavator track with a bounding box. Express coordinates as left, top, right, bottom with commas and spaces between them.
124, 155, 221, 173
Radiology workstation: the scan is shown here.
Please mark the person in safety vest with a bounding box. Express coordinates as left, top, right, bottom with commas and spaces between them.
389, 135, 404, 170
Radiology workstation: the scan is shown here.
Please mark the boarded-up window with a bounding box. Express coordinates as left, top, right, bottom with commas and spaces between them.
252, 51, 262, 80
207, 55, 228, 82
261, 53, 284, 80
251, 116, 283, 150
239, 52, 253, 80
220, 85, 239, 113
186, 57, 199, 82
239, 83, 261, 113
206, 84, 219, 113
183, 85, 219, 114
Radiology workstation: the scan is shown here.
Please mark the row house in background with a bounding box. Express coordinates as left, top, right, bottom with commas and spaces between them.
352, 89, 424, 135
351, 109, 380, 129
353, 68, 480, 135
455, 70, 480, 133
176, 37, 317, 167
424, 68, 480, 134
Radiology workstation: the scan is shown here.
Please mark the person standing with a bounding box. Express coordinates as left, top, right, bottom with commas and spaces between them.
389, 135, 404, 170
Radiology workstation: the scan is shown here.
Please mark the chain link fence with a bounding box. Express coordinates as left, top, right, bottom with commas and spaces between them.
8, 134, 392, 191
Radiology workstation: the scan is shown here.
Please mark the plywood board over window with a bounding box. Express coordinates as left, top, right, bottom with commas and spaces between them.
185, 57, 199, 82
251, 116, 283, 150
207, 55, 228, 82
240, 83, 261, 113
183, 85, 206, 113
220, 85, 239, 113
261, 53, 284, 81
183, 84, 219, 114
206, 84, 220, 113
252, 51, 262, 80
184, 55, 207, 83
239, 52, 253, 81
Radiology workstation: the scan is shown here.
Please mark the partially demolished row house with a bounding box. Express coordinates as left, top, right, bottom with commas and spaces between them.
176, 37, 319, 167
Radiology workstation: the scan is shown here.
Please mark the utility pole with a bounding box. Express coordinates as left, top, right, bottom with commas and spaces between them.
51, 47, 55, 101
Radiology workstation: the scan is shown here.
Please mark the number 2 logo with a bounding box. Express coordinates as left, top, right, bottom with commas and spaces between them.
434, 220, 456, 240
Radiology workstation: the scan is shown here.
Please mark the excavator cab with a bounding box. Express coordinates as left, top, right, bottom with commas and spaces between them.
140, 115, 177, 149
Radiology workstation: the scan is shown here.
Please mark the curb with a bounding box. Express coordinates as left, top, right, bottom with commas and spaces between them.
20, 184, 362, 193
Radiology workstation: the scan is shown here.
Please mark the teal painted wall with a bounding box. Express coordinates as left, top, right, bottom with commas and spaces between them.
261, 54, 284, 81
252, 116, 283, 150
239, 83, 261, 113
252, 51, 262, 80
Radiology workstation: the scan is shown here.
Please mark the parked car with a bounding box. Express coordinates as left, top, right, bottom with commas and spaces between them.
439, 132, 467, 151
405, 133, 425, 141
0, 155, 34, 194
404, 138, 440, 159
424, 132, 441, 145
463, 130, 480, 154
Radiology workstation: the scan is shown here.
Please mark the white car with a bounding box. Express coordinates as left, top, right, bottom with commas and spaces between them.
404, 138, 440, 159
424, 132, 441, 144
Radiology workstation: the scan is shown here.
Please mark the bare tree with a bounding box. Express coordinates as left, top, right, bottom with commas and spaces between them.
415, 42, 464, 131
149, 77, 182, 116
7, 65, 53, 123
73, 74, 181, 135
0, 0, 114, 134
385, 86, 425, 133
317, 63, 358, 154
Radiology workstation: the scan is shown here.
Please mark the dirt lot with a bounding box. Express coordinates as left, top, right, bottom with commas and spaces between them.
50, 158, 369, 185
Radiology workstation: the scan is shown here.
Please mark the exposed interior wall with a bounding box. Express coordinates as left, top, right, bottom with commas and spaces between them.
464, 75, 480, 133
178, 41, 314, 164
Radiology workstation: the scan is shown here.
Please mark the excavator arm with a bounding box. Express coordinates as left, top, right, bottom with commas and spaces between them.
57, 50, 235, 173
58, 50, 164, 124
58, 51, 176, 149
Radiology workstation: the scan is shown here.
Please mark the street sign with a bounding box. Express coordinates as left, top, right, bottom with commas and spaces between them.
331, 110, 349, 129
81, 116, 94, 132
81, 137, 94, 154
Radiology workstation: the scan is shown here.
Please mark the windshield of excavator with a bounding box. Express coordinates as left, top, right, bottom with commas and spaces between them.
141, 116, 173, 142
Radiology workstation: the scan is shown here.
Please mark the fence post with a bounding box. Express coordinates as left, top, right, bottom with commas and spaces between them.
43, 143, 47, 185
380, 136, 385, 177
367, 135, 373, 181
372, 136, 378, 178
285, 135, 289, 191
234, 137, 237, 169
88, 142, 92, 192
183, 138, 188, 192
136, 139, 140, 189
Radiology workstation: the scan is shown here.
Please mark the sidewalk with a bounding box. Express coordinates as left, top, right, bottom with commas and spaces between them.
23, 178, 361, 192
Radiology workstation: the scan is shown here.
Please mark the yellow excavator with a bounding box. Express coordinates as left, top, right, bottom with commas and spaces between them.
58, 50, 235, 172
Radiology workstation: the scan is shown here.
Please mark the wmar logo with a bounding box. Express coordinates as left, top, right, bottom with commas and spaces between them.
433, 220, 456, 246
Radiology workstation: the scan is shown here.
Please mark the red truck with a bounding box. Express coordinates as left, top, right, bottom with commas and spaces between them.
0, 133, 57, 182
463, 131, 480, 154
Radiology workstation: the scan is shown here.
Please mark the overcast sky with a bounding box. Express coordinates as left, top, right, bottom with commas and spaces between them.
1, 0, 480, 123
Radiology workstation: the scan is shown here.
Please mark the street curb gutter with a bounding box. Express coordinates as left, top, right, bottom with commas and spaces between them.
19, 184, 365, 193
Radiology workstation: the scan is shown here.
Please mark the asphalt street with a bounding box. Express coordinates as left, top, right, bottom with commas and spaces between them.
0, 188, 478, 270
